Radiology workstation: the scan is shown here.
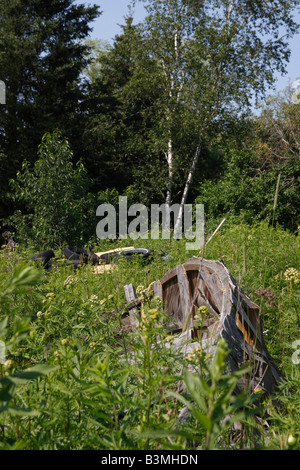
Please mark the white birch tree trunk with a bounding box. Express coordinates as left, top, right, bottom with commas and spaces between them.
173, 1, 237, 236
163, 22, 184, 211
165, 135, 173, 207
174, 144, 201, 237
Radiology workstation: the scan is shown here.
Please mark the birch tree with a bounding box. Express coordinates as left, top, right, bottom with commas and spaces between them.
133, 0, 299, 234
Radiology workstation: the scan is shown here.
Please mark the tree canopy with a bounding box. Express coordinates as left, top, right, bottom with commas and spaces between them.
0, 0, 100, 219
1, 0, 299, 243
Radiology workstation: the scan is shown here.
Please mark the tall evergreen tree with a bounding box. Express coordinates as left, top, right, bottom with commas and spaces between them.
84, 16, 167, 202
0, 0, 100, 220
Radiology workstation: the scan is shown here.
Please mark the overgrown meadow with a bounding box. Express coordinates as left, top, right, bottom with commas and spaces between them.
0, 221, 299, 450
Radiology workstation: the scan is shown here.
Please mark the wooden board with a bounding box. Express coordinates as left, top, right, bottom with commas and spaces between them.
145, 257, 283, 395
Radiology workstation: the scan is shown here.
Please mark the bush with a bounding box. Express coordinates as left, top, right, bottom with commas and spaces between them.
8, 130, 96, 247
195, 156, 300, 233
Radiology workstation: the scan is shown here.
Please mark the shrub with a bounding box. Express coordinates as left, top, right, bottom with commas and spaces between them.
8, 130, 95, 247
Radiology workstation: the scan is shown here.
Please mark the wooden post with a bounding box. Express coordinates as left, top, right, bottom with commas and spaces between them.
152, 280, 163, 299
177, 264, 192, 328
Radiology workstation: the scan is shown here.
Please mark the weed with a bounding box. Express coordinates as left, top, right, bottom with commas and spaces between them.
0, 221, 299, 449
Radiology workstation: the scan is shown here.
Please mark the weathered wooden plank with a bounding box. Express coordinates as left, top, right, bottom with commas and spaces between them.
158, 267, 178, 287
124, 283, 139, 328
176, 265, 192, 328
121, 256, 282, 397
153, 280, 163, 299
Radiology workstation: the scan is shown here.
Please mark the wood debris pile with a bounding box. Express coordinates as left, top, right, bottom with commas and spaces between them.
124, 257, 282, 395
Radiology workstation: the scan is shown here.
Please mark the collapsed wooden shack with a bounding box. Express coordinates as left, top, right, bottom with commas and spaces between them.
124, 256, 282, 396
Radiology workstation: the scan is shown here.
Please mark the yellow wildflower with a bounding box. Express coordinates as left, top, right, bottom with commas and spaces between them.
164, 335, 174, 344
148, 308, 159, 320
46, 292, 55, 301
4, 359, 14, 370
136, 285, 146, 296
283, 268, 300, 284
64, 275, 77, 288
198, 305, 209, 317
187, 346, 203, 361
89, 294, 99, 304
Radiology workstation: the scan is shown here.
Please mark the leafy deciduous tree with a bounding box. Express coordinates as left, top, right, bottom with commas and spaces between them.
131, 0, 299, 233
9, 130, 94, 247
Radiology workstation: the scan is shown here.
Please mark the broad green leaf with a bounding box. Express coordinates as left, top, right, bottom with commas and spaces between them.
0, 364, 57, 386
7, 406, 40, 417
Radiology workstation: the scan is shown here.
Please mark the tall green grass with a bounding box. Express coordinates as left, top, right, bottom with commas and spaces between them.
0, 221, 299, 449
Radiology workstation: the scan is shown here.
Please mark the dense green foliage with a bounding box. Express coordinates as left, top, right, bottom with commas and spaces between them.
0, 0, 99, 219
0, 1, 299, 450
9, 131, 95, 247
0, 222, 299, 449
1, 0, 299, 237
195, 100, 300, 232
